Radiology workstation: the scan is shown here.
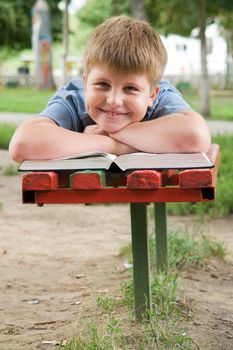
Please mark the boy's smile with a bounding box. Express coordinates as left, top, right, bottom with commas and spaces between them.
83, 64, 159, 133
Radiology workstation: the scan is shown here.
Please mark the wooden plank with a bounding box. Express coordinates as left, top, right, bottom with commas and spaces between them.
179, 144, 220, 188
70, 170, 106, 189
207, 144, 221, 188
179, 168, 213, 188
127, 170, 162, 189
22, 172, 58, 190
32, 187, 214, 205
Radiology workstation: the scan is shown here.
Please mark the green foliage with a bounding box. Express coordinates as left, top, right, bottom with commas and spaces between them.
168, 134, 233, 217
0, 0, 62, 51
76, 0, 131, 47
144, 0, 233, 36
0, 123, 16, 149
77, 0, 112, 28
145, 0, 197, 36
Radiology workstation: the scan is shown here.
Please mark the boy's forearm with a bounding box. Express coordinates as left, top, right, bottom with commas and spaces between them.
109, 110, 211, 153
9, 118, 134, 162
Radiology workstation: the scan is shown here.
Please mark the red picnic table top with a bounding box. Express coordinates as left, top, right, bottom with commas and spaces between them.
21, 144, 220, 206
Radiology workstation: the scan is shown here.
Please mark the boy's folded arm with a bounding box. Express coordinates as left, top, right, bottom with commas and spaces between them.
109, 110, 211, 154
9, 117, 135, 162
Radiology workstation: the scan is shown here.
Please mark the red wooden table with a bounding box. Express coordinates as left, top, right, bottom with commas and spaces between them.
21, 144, 220, 320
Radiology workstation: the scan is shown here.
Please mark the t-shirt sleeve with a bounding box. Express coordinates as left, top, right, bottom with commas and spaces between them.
148, 80, 192, 120
37, 80, 87, 132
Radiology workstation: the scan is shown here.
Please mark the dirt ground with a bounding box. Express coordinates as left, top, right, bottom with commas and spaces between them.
0, 149, 233, 350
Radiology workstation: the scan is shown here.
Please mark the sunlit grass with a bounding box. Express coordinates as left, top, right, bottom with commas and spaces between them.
183, 92, 233, 121
0, 87, 54, 113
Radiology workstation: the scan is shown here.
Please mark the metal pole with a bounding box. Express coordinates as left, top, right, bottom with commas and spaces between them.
154, 202, 168, 271
130, 203, 151, 320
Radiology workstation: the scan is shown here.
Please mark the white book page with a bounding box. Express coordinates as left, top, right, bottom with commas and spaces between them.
56, 151, 117, 161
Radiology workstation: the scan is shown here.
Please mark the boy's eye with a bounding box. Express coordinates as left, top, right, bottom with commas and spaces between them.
95, 82, 110, 89
124, 85, 138, 93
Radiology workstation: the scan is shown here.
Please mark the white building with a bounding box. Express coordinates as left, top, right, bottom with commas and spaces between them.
161, 24, 227, 84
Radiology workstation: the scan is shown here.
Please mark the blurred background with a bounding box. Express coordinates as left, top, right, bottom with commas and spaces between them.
0, 0, 233, 118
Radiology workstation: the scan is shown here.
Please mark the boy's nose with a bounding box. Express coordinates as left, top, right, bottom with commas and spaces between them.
106, 91, 123, 106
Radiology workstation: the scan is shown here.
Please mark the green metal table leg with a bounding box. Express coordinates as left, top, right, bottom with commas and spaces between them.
154, 202, 168, 271
130, 203, 151, 321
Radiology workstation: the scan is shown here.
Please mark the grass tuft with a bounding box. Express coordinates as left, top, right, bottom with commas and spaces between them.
60, 228, 226, 350
0, 123, 16, 149
3, 163, 18, 176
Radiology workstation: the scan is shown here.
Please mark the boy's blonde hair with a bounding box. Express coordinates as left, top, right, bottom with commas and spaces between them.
84, 16, 167, 86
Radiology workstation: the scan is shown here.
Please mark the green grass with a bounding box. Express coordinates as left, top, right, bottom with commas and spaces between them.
59, 228, 226, 350
0, 123, 16, 149
183, 91, 233, 121
0, 87, 54, 113
167, 134, 233, 218
120, 227, 227, 274
3, 163, 18, 176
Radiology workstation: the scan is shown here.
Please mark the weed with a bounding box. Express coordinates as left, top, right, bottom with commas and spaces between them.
96, 294, 114, 315
3, 163, 18, 176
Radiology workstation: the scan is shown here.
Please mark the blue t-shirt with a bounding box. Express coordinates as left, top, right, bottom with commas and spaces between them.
39, 79, 191, 132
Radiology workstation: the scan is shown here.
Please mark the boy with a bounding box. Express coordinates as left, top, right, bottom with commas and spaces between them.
9, 16, 211, 163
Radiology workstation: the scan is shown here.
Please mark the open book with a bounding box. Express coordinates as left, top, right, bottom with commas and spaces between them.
19, 151, 214, 172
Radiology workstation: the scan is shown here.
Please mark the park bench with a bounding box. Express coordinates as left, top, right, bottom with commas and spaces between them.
21, 144, 220, 320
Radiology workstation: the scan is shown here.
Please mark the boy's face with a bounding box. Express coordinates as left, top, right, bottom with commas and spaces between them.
83, 64, 159, 133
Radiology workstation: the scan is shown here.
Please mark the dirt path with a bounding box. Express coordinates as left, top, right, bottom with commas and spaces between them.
0, 150, 232, 349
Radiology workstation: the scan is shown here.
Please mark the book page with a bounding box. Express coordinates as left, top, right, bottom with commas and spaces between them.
115, 152, 213, 170
56, 151, 117, 161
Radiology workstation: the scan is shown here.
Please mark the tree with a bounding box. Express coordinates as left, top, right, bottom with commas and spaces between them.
0, 0, 62, 51
145, 0, 233, 116
61, 0, 70, 85
76, 0, 131, 49
218, 13, 233, 88
197, 0, 210, 116
77, 0, 131, 28
129, 0, 147, 20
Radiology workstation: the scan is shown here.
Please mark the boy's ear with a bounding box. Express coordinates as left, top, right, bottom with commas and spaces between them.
148, 85, 160, 107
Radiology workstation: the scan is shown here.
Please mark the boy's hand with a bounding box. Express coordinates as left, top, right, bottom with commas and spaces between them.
84, 125, 109, 136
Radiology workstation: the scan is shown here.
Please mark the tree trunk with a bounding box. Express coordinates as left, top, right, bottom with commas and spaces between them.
61, 0, 69, 86
32, 0, 54, 90
197, 0, 210, 117
224, 29, 233, 89
129, 0, 147, 20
